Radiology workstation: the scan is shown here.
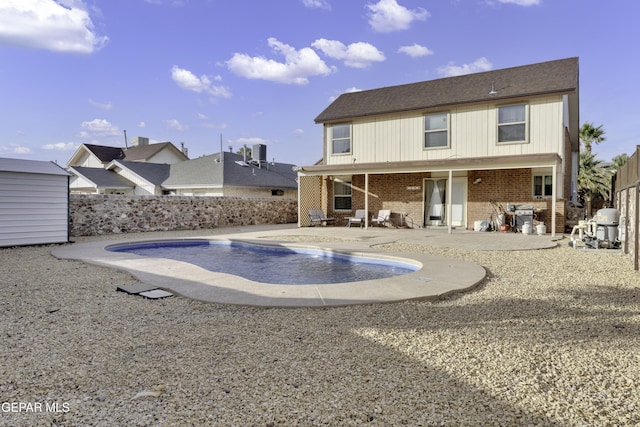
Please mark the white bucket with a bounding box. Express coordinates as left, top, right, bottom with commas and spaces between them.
536, 223, 547, 235
522, 222, 532, 235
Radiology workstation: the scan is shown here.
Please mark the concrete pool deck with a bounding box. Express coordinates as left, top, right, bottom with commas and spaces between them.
52, 225, 559, 307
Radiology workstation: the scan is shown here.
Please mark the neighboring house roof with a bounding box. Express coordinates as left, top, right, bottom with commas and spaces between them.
82, 144, 126, 163
0, 157, 70, 176
107, 160, 171, 185
69, 166, 135, 189
315, 57, 579, 123
123, 142, 189, 162
163, 152, 298, 190
67, 141, 188, 167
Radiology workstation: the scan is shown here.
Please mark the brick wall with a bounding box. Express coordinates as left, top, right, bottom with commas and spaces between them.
70, 194, 298, 236
323, 170, 565, 232
467, 169, 564, 233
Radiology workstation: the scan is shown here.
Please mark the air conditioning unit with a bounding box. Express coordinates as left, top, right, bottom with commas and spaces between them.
252, 144, 267, 162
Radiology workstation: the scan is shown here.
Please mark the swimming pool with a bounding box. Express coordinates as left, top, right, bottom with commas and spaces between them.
108, 240, 418, 284
52, 231, 487, 307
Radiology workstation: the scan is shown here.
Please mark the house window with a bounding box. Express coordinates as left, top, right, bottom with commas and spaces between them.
498, 104, 528, 143
331, 124, 351, 155
533, 174, 553, 197
333, 180, 352, 210
424, 112, 449, 148
271, 189, 284, 196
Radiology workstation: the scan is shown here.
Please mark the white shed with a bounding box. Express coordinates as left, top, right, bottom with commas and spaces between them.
0, 157, 71, 247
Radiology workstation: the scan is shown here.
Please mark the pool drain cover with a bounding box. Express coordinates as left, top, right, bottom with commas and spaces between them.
139, 289, 174, 299
117, 283, 159, 295
117, 283, 174, 299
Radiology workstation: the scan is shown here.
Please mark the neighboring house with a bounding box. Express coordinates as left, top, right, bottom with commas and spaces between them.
68, 142, 298, 198
68, 136, 188, 194
68, 161, 171, 195
162, 149, 298, 198
67, 136, 189, 168
297, 57, 580, 236
0, 157, 70, 247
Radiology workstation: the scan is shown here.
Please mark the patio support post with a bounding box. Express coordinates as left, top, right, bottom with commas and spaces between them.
447, 170, 453, 234
364, 173, 369, 230
552, 163, 557, 237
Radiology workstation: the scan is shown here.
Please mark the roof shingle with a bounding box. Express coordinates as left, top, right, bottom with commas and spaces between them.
315, 57, 578, 123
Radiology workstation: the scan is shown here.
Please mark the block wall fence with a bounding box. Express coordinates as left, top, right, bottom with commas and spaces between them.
69, 194, 298, 237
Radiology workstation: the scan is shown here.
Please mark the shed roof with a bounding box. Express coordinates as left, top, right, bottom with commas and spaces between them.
0, 157, 70, 176
315, 57, 579, 123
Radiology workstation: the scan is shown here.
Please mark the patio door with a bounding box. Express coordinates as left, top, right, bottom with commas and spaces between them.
424, 177, 466, 227
424, 179, 446, 226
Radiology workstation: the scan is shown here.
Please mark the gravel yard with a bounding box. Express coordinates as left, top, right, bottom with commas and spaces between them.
1, 228, 639, 426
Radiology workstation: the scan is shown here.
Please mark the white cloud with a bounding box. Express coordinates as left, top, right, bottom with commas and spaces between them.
166, 119, 188, 132
80, 118, 119, 136
226, 38, 334, 85
42, 142, 79, 151
88, 98, 112, 110
398, 43, 434, 58
301, 0, 331, 10
0, 0, 108, 54
171, 66, 232, 98
438, 57, 493, 77
0, 144, 34, 155
367, 0, 429, 33
293, 128, 304, 135
312, 39, 385, 69
496, 0, 540, 5
329, 86, 363, 103
138, 121, 146, 128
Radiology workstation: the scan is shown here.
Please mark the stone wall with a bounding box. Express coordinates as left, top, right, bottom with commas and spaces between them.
70, 194, 298, 236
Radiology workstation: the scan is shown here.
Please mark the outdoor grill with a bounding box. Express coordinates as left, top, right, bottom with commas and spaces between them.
514, 207, 534, 232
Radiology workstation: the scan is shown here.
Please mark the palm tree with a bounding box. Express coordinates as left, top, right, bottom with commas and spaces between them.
578, 150, 611, 216
611, 153, 629, 174
579, 122, 606, 154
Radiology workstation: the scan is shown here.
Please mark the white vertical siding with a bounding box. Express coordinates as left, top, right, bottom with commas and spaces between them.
0, 171, 69, 247
326, 95, 565, 165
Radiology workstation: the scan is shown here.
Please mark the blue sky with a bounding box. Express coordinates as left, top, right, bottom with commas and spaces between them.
0, 0, 637, 167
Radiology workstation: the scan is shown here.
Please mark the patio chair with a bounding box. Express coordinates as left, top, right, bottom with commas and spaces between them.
308, 209, 334, 226
347, 209, 366, 228
371, 209, 391, 227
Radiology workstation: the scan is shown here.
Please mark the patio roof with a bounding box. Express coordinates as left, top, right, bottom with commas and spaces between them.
297, 153, 562, 176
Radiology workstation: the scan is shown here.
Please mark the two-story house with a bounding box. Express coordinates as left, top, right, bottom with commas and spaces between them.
297, 57, 579, 236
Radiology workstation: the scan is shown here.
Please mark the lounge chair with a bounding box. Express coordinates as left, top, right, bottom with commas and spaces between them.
347, 209, 366, 228
371, 209, 391, 227
308, 209, 334, 226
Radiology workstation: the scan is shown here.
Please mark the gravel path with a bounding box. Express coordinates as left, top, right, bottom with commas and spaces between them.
1, 230, 639, 426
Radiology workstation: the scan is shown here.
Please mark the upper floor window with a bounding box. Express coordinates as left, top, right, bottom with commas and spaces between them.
331, 124, 351, 155
424, 112, 449, 148
533, 174, 552, 197
498, 104, 528, 143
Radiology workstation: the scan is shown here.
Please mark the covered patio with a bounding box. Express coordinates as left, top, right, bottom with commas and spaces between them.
297, 153, 564, 237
